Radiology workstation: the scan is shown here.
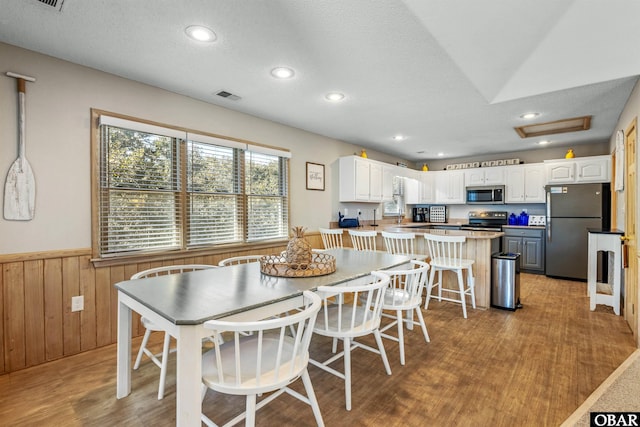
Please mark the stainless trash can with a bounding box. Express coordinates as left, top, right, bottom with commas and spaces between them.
491, 252, 521, 310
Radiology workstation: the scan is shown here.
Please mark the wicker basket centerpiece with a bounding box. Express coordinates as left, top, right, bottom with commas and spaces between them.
260, 226, 336, 277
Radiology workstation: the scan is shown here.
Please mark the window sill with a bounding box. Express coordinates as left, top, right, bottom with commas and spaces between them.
91, 239, 289, 268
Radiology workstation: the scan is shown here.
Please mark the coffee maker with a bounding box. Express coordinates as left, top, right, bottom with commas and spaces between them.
412, 207, 428, 222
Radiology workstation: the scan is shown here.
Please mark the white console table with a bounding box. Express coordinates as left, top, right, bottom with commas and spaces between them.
587, 229, 624, 315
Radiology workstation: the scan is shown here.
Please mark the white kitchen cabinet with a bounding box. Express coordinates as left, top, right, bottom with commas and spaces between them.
505, 164, 546, 203
544, 155, 611, 184
369, 162, 383, 201
339, 156, 384, 202
435, 170, 465, 204
420, 172, 435, 203
464, 166, 505, 186
382, 165, 396, 201
403, 177, 421, 204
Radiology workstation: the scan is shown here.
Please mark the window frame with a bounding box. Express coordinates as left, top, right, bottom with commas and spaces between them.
90, 109, 291, 265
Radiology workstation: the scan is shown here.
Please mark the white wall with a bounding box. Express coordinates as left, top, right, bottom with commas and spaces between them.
0, 42, 407, 254
609, 78, 640, 231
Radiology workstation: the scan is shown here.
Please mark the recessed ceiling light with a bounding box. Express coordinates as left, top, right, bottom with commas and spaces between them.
437, 152, 444, 157
520, 112, 540, 120
538, 140, 550, 145
271, 67, 295, 79
325, 92, 345, 102
185, 25, 216, 42
393, 135, 405, 141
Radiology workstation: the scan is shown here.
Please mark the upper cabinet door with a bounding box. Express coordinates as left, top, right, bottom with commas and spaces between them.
505, 166, 525, 203
464, 169, 485, 186
483, 167, 505, 185
464, 166, 504, 186
420, 172, 435, 203
435, 170, 465, 204
368, 162, 383, 201
545, 155, 611, 184
546, 161, 575, 183
575, 157, 610, 182
523, 165, 546, 202
382, 165, 396, 201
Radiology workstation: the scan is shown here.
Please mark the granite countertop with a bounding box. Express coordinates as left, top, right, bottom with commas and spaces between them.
385, 227, 503, 239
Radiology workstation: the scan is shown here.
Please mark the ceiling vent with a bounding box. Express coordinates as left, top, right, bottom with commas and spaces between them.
31, 0, 65, 11
515, 116, 591, 138
215, 90, 241, 101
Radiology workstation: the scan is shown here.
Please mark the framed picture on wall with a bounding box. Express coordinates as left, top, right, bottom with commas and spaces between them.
306, 162, 325, 191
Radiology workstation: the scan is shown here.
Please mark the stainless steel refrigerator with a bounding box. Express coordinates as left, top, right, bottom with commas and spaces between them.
545, 183, 610, 280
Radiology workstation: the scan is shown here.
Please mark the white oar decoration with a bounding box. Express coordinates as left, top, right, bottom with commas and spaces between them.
4, 72, 36, 221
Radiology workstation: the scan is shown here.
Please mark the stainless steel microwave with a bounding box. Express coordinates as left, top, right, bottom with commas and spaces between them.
466, 185, 505, 204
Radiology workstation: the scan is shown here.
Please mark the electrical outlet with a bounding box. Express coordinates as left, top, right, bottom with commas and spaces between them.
71, 296, 84, 312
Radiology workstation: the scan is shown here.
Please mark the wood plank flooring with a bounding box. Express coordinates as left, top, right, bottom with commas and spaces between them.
0, 273, 636, 426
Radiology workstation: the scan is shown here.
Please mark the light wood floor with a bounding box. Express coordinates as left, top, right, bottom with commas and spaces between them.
0, 273, 636, 426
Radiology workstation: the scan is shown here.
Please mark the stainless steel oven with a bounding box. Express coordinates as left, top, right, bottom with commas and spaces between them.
460, 211, 508, 231
466, 185, 505, 205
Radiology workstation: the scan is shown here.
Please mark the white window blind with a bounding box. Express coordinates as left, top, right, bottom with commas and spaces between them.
245, 150, 289, 241
187, 138, 243, 246
99, 123, 182, 256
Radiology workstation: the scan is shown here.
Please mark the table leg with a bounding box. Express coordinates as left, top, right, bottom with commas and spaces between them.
176, 326, 202, 427
116, 292, 132, 398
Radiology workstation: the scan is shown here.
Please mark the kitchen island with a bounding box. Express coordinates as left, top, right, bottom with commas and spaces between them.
338, 224, 502, 310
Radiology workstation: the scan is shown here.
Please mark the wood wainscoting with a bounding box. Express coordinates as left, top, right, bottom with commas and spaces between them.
0, 232, 323, 375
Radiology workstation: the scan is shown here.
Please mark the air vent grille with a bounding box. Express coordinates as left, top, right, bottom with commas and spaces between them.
215, 90, 241, 101
32, 0, 64, 11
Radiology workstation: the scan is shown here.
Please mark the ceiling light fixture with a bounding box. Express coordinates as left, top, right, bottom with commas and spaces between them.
185, 25, 216, 42
515, 115, 591, 138
437, 152, 444, 157
538, 140, 550, 145
325, 92, 345, 102
393, 135, 405, 141
271, 67, 295, 79
520, 112, 540, 120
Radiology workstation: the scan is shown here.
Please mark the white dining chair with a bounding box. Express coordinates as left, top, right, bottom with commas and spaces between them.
200, 291, 323, 427
348, 229, 378, 251
423, 233, 476, 318
218, 255, 263, 266
379, 260, 430, 365
381, 231, 416, 257
310, 271, 391, 411
131, 264, 217, 399
318, 228, 344, 250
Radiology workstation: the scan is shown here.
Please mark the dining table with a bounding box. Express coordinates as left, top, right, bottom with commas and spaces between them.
115, 248, 411, 426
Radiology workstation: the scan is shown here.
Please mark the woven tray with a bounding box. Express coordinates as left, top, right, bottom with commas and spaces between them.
260, 252, 336, 278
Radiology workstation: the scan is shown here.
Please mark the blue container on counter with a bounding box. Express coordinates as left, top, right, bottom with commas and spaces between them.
518, 211, 529, 226
508, 213, 517, 225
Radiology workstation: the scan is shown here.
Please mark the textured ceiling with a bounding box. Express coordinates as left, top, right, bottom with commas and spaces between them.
0, 0, 639, 162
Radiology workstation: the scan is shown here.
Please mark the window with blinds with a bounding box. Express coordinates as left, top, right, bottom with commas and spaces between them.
96, 113, 290, 258
245, 150, 289, 241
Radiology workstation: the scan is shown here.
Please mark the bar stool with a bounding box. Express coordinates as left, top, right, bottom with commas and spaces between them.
348, 229, 378, 251
423, 233, 476, 318
381, 231, 416, 257
319, 228, 344, 249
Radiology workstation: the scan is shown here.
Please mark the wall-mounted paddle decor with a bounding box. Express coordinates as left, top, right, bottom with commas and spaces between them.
4, 71, 36, 221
